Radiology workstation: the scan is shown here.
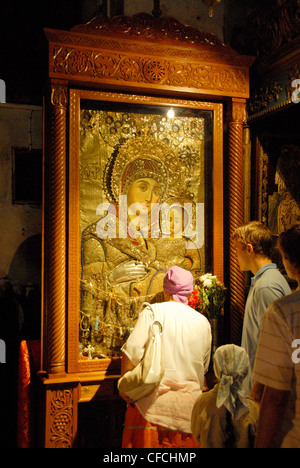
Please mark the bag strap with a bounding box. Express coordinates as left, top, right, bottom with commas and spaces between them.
139, 302, 163, 336
151, 320, 163, 336
139, 301, 156, 318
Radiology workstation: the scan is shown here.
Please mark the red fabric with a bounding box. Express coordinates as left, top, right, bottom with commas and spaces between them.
17, 340, 41, 448
122, 403, 200, 449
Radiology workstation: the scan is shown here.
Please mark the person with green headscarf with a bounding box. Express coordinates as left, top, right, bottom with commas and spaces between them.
191, 344, 259, 448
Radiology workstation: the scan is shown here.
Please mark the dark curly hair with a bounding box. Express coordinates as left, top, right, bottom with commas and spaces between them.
277, 224, 300, 272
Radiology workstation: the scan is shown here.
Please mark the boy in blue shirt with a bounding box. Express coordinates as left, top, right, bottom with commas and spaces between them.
232, 221, 291, 395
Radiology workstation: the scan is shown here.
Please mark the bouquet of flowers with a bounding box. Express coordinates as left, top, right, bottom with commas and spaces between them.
189, 273, 227, 319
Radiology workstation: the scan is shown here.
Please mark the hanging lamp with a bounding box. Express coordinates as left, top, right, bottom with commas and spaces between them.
202, 0, 222, 17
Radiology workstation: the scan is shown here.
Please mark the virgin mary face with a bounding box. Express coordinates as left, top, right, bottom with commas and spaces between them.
127, 177, 162, 214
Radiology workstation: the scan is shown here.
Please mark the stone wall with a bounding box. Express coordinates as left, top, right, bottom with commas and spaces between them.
0, 103, 42, 285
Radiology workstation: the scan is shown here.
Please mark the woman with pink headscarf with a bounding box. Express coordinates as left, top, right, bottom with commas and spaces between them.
119, 265, 212, 448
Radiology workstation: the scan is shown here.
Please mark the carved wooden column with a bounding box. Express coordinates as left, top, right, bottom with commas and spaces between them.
227, 98, 247, 344
44, 80, 68, 374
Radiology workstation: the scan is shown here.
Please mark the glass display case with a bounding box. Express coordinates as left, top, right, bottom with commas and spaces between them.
67, 90, 222, 372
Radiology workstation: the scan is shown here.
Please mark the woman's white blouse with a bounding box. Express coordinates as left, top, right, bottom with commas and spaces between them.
121, 301, 212, 432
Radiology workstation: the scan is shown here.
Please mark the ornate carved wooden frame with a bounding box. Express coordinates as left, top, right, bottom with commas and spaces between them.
67, 89, 223, 374
42, 13, 252, 377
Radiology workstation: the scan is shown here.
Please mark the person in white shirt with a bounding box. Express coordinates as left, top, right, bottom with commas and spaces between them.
119, 265, 211, 448
253, 224, 300, 448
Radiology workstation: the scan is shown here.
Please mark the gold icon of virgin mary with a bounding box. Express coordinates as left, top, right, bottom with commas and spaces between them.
79, 115, 205, 359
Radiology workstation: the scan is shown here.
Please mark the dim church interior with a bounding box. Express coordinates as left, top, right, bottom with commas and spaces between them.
1, 0, 300, 449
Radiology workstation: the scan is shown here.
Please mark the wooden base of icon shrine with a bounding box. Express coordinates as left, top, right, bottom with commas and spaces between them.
37, 372, 125, 448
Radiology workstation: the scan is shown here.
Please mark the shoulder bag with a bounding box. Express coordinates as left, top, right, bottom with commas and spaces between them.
117, 302, 164, 402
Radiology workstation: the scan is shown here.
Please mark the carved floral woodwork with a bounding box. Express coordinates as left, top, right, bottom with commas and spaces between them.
49, 390, 74, 448
71, 13, 224, 46
249, 81, 283, 114
247, 0, 300, 235
51, 46, 248, 97
248, 0, 300, 56
41, 386, 78, 448
248, 0, 300, 120
45, 13, 252, 100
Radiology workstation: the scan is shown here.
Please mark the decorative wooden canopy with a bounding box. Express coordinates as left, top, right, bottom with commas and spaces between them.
45, 13, 252, 100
